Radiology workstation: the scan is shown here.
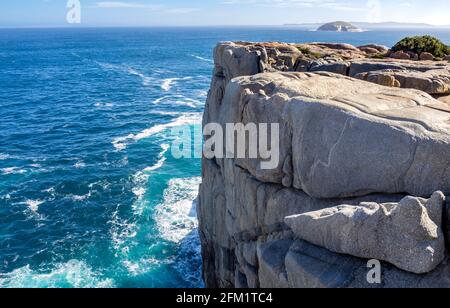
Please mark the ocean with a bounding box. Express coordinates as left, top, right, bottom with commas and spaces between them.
0, 27, 449, 288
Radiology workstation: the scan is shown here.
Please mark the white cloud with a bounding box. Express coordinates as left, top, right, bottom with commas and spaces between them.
94, 2, 161, 9
93, 2, 198, 14
222, 0, 366, 12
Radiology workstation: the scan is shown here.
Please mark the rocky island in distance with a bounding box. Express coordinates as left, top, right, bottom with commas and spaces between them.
317, 21, 361, 32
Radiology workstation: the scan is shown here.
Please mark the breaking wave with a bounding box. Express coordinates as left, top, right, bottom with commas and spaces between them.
112, 113, 202, 151
0, 260, 115, 288
154, 177, 201, 243
161, 77, 193, 92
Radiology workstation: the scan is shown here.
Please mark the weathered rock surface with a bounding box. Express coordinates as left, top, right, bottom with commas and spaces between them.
407, 51, 419, 61
390, 50, 411, 60
309, 42, 360, 51
199, 41, 450, 289
358, 44, 389, 52
217, 71, 450, 198
438, 95, 450, 105
309, 61, 350, 75
348, 59, 448, 77
285, 192, 446, 274
420, 52, 435, 61
257, 239, 293, 288
357, 44, 389, 53
356, 68, 450, 94
255, 237, 450, 288
209, 41, 449, 81
285, 240, 450, 288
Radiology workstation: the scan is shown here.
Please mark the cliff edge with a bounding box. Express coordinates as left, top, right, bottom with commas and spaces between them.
198, 41, 450, 288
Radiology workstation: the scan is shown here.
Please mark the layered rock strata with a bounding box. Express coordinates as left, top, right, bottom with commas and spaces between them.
198, 41, 450, 288
285, 192, 446, 274
355, 69, 450, 94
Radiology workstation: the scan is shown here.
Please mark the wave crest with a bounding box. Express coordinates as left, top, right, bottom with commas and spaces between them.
112, 113, 201, 151
0, 260, 115, 288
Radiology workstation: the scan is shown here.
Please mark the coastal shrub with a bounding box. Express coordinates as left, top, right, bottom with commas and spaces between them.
297, 46, 323, 59
392, 35, 450, 58
369, 53, 386, 59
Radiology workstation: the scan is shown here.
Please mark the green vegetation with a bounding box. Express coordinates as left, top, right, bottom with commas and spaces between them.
369, 53, 387, 60
392, 35, 450, 58
297, 46, 323, 59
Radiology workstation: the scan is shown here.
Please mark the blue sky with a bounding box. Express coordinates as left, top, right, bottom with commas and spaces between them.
1, 0, 450, 27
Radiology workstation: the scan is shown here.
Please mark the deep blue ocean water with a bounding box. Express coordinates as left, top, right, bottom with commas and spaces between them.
0, 27, 449, 288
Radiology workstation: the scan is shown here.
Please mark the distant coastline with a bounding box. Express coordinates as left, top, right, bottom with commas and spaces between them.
284, 21, 450, 30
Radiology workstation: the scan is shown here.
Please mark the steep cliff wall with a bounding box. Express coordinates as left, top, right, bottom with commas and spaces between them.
198, 42, 450, 288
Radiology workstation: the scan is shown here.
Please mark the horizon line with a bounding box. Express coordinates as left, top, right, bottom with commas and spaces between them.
1, 23, 450, 30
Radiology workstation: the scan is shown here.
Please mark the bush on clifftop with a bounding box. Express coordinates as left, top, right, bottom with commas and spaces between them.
392, 35, 450, 58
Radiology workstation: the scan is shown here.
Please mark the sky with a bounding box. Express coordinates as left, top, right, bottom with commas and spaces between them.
1, 0, 450, 27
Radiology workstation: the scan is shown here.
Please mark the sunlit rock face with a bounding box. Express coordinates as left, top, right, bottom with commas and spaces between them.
198, 41, 450, 288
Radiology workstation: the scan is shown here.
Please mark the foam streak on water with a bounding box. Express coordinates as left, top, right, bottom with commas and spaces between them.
112, 113, 202, 151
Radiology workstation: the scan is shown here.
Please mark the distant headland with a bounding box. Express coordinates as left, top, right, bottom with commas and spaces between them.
284, 21, 450, 30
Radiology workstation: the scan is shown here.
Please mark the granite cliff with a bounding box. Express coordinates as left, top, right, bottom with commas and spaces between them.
198, 41, 450, 288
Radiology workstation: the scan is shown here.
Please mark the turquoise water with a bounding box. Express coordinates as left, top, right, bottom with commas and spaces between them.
0, 27, 449, 288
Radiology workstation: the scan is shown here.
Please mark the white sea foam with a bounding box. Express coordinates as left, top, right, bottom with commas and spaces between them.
161, 77, 193, 92
143, 144, 170, 173
109, 208, 138, 255
96, 62, 155, 88
1, 194, 11, 201
150, 110, 181, 116
0, 260, 115, 288
191, 55, 214, 63
96, 61, 122, 72
128, 68, 194, 90
112, 113, 201, 151
1, 167, 27, 175
154, 177, 201, 243
122, 258, 162, 277
74, 161, 86, 169
161, 79, 174, 92
153, 96, 172, 104
70, 193, 91, 202
0, 153, 10, 160
94, 102, 114, 108
152, 95, 202, 108
126, 67, 153, 86
111, 136, 129, 151
71, 52, 81, 59
132, 187, 146, 198
132, 114, 200, 141
195, 90, 208, 97
24, 199, 44, 212
97, 62, 198, 95
129, 143, 170, 217
153, 177, 203, 286
173, 98, 202, 108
